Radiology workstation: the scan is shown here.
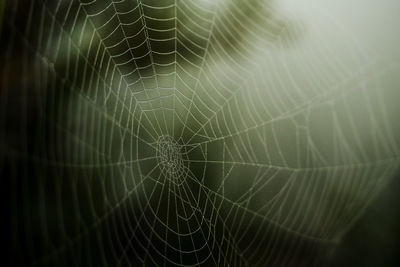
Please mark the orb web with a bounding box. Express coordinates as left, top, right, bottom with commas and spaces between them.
2, 0, 400, 266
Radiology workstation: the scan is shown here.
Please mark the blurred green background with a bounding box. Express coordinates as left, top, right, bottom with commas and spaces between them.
2, 0, 400, 266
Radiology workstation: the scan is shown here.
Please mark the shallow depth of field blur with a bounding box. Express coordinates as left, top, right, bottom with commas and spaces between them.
2, 0, 400, 266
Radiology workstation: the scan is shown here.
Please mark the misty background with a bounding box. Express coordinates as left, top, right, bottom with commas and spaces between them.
2, 0, 400, 266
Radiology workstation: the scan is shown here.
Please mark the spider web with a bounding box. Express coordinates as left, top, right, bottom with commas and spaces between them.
2, 0, 400, 266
